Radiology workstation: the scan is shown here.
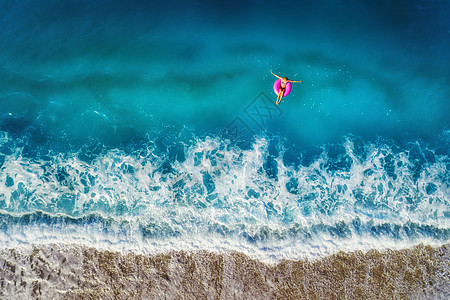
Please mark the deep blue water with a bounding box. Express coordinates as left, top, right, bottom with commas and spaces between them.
0, 0, 448, 259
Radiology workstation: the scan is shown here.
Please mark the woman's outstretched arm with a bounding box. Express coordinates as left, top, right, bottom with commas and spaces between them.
270, 70, 282, 79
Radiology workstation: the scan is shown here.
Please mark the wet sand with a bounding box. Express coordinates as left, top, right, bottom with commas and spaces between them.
1, 243, 448, 299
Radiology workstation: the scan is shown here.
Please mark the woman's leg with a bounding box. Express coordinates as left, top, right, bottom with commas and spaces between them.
276, 88, 284, 105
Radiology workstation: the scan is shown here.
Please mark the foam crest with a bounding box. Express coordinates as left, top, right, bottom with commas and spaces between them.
0, 133, 448, 260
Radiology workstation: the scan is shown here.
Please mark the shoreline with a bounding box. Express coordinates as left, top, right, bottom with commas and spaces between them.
1, 243, 448, 299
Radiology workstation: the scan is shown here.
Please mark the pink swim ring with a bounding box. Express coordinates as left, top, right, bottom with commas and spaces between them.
273, 79, 292, 96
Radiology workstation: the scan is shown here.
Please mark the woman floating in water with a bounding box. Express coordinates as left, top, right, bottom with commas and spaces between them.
271, 70, 302, 105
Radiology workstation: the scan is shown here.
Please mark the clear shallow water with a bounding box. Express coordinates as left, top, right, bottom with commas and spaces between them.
0, 0, 449, 297
1, 0, 449, 148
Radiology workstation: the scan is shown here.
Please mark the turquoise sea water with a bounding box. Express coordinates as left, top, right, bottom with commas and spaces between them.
0, 0, 449, 263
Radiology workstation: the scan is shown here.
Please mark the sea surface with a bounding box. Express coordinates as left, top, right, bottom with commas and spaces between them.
0, 0, 449, 299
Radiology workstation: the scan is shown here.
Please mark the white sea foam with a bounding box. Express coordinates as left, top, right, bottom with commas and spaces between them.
0, 133, 448, 261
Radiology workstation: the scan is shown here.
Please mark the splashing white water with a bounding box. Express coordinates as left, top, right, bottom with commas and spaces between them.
0, 133, 448, 261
